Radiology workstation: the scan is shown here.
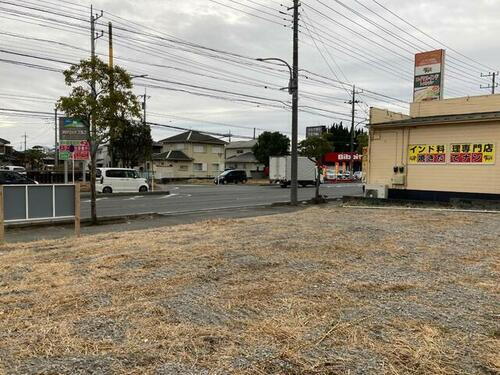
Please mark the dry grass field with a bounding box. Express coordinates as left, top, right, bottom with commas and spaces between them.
0, 206, 498, 374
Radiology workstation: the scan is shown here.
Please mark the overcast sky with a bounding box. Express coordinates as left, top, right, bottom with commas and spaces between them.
1, 0, 498, 150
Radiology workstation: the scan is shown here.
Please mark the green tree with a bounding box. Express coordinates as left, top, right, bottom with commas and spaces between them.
298, 134, 332, 201
109, 120, 153, 168
323, 123, 367, 154
22, 148, 46, 170
252, 131, 290, 166
57, 57, 141, 224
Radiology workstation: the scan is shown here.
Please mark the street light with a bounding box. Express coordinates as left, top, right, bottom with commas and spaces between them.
257, 58, 294, 94
257, 57, 298, 205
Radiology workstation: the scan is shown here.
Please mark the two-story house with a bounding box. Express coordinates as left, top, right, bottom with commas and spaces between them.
0, 138, 15, 164
225, 139, 265, 178
154, 130, 226, 179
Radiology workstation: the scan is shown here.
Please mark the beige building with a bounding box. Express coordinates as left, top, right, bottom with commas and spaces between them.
366, 94, 500, 200
153, 130, 226, 179
225, 140, 265, 178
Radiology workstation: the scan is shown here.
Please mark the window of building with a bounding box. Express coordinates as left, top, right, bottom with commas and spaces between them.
193, 144, 205, 153
236, 150, 244, 154
179, 165, 188, 171
212, 163, 220, 171
212, 146, 222, 153
173, 143, 184, 150
193, 163, 203, 171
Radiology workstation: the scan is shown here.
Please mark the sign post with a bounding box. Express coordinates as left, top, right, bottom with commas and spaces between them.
74, 183, 80, 238
413, 49, 446, 103
0, 186, 4, 245
58, 118, 90, 185
69, 144, 75, 183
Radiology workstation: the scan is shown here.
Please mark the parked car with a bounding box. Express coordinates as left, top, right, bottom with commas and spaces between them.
0, 170, 37, 185
96, 168, 149, 193
353, 171, 363, 180
0, 165, 27, 175
214, 169, 247, 184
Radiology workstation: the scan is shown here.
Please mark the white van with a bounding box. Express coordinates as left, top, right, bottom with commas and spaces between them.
96, 168, 149, 193
1, 165, 27, 175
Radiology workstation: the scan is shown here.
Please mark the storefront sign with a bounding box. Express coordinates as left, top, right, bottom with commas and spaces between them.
306, 126, 327, 138
450, 143, 495, 164
59, 117, 90, 161
323, 152, 362, 163
59, 117, 88, 141
59, 140, 90, 161
413, 49, 445, 103
408, 144, 446, 164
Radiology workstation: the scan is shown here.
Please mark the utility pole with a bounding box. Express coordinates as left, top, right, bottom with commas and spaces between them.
290, 0, 299, 205
54, 107, 58, 168
253, 128, 256, 140
480, 72, 499, 94
138, 88, 151, 125
108, 21, 115, 167
347, 85, 362, 174
108, 22, 113, 68
23, 133, 27, 152
89, 4, 103, 223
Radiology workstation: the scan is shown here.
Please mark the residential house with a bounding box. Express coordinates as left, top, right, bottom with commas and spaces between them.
0, 138, 16, 164
225, 139, 265, 178
154, 130, 226, 179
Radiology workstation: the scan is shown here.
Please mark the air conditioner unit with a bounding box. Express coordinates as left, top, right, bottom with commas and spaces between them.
364, 184, 388, 199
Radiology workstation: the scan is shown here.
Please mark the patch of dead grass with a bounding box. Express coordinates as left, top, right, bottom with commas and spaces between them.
0, 206, 498, 374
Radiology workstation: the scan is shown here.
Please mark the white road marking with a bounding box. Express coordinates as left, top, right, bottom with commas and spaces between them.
156, 193, 192, 199
124, 196, 144, 201
82, 197, 108, 203
157, 193, 178, 199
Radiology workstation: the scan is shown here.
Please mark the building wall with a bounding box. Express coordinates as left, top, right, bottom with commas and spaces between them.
367, 121, 500, 194
160, 142, 225, 178
370, 107, 411, 124
410, 94, 500, 118
226, 147, 249, 159
153, 161, 192, 179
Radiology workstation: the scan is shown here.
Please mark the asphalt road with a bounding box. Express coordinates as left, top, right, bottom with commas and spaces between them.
81, 183, 363, 218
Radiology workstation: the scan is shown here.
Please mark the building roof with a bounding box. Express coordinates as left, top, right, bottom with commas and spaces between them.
226, 139, 257, 149
0, 138, 10, 145
371, 110, 500, 128
153, 150, 193, 162
159, 130, 227, 145
225, 151, 258, 163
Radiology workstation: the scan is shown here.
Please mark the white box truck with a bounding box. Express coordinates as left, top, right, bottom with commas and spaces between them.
269, 156, 317, 188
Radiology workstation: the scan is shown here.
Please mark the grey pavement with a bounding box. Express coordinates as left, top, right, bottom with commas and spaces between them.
5, 183, 362, 243
80, 183, 363, 218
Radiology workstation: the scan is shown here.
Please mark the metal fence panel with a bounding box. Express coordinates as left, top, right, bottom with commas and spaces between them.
28, 186, 54, 219
4, 186, 27, 221
55, 185, 75, 217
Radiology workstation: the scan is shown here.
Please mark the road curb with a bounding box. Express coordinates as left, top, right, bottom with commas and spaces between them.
81, 191, 170, 198
5, 213, 163, 229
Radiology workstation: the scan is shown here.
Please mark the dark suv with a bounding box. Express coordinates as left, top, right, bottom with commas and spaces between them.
0, 171, 37, 185
214, 170, 247, 184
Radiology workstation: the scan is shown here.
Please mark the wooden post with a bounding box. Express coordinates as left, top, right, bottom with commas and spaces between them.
0, 186, 4, 245
74, 183, 81, 238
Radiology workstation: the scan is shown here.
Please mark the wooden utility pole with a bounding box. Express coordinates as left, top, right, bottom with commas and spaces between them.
74, 183, 80, 237
0, 186, 4, 245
